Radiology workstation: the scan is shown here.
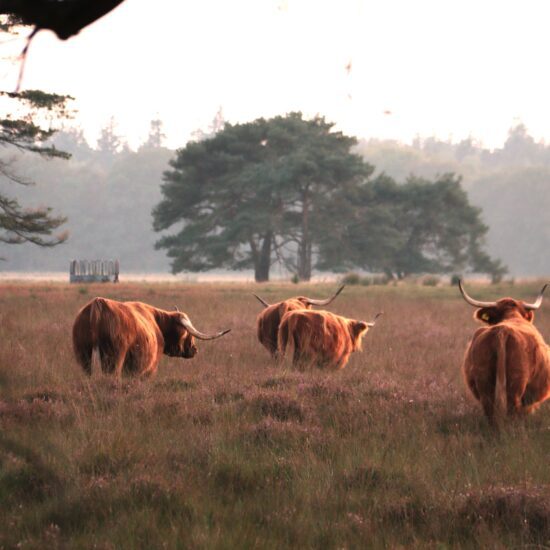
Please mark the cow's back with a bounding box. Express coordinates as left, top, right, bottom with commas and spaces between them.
464, 320, 550, 415
279, 309, 351, 367
73, 297, 133, 345
466, 322, 544, 374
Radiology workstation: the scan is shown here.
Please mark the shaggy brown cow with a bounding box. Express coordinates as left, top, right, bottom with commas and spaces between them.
73, 297, 230, 378
459, 280, 550, 423
253, 285, 345, 357
277, 309, 382, 369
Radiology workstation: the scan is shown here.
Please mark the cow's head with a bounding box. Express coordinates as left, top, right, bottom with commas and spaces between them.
458, 279, 548, 325
349, 312, 383, 350
165, 309, 231, 359
253, 285, 345, 311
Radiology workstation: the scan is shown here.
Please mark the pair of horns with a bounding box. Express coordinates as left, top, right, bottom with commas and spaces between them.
458, 279, 548, 311
253, 285, 346, 308
174, 306, 231, 340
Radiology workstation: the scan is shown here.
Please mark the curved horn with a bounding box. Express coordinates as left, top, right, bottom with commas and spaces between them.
180, 317, 231, 341
523, 283, 549, 311
458, 279, 497, 308
303, 285, 345, 306
366, 312, 383, 327
252, 294, 270, 308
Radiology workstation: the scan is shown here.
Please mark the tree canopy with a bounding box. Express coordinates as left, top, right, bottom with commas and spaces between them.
4, 120, 549, 277
317, 173, 506, 280
153, 112, 503, 282
153, 113, 371, 281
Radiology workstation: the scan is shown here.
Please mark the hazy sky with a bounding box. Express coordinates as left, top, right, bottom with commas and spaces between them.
3, 0, 550, 149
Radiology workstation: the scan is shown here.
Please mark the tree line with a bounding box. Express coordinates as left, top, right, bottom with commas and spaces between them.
3, 109, 550, 280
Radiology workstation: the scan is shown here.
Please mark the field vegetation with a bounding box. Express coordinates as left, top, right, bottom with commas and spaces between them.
1, 281, 550, 548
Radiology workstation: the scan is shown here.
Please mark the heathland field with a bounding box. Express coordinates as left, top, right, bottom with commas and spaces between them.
1, 281, 550, 549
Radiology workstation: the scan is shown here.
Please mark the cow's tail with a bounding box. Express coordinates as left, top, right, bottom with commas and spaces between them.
277, 315, 292, 360
494, 329, 508, 421
89, 297, 106, 347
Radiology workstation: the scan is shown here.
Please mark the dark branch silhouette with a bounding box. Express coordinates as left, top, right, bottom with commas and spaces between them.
0, 0, 126, 40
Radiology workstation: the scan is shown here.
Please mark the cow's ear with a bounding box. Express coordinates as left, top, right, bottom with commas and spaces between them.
475, 307, 498, 324
524, 310, 535, 323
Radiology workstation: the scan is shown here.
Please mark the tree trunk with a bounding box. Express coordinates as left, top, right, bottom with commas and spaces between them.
254, 230, 272, 282
297, 186, 312, 281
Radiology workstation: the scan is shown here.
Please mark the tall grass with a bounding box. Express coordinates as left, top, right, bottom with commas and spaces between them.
1, 281, 550, 548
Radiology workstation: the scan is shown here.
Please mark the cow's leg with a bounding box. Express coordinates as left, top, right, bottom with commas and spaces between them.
98, 344, 126, 378
521, 402, 542, 415
335, 353, 351, 370
465, 376, 480, 400
521, 379, 550, 415
509, 392, 525, 415
480, 395, 495, 425
519, 391, 544, 416
267, 333, 278, 358
290, 331, 304, 367
136, 355, 157, 379
98, 347, 113, 374
138, 366, 156, 379
74, 344, 93, 376
293, 351, 312, 371
114, 352, 127, 379
509, 377, 531, 415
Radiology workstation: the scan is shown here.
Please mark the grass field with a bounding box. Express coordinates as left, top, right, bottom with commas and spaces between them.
1, 281, 550, 549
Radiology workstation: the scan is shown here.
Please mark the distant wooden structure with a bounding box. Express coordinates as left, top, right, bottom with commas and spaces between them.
70, 259, 119, 283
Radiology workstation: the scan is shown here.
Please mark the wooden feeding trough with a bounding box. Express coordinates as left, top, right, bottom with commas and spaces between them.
70, 259, 119, 283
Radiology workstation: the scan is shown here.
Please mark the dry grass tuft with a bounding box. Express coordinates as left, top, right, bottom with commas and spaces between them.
299, 380, 353, 402
459, 485, 550, 540
246, 391, 306, 422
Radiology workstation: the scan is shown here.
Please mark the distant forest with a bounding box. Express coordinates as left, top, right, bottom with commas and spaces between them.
1, 119, 549, 277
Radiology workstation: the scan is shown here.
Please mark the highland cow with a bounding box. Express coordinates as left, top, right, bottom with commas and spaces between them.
253, 285, 345, 357
459, 280, 550, 423
277, 309, 382, 369
72, 297, 230, 378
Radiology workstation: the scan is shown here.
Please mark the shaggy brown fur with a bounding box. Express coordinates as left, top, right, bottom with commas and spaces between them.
256, 298, 314, 357
277, 309, 375, 370
254, 286, 345, 357
463, 298, 550, 423
72, 298, 229, 378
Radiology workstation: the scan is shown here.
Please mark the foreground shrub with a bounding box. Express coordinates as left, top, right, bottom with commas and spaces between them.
341, 272, 361, 285
340, 272, 389, 286
422, 275, 441, 287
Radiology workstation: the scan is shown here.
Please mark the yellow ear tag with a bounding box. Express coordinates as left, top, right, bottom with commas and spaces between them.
481, 312, 489, 321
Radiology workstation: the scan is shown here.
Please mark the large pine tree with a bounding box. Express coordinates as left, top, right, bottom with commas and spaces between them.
153, 112, 370, 282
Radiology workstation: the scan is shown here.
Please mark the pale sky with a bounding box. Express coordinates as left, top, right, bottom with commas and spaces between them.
2, 0, 550, 149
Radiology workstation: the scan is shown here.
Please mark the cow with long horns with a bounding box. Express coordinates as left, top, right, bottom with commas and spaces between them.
73, 297, 230, 378
278, 309, 382, 369
253, 286, 345, 357
459, 280, 550, 423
